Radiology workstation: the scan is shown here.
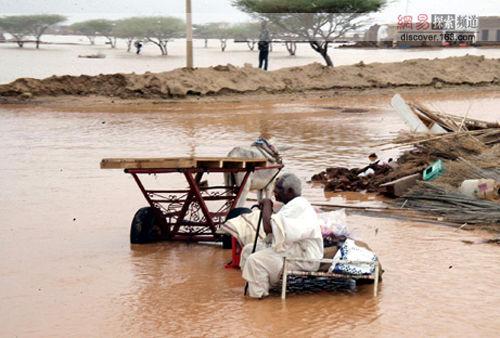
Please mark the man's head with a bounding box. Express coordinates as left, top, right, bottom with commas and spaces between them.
274, 173, 302, 204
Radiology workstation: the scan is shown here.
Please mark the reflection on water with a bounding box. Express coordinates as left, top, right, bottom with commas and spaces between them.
0, 92, 499, 336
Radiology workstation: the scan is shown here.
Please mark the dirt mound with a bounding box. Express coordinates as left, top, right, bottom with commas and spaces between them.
1, 55, 499, 100
311, 164, 393, 192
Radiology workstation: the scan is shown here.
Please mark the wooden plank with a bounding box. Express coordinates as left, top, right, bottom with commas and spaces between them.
413, 103, 500, 131
223, 158, 268, 167
391, 94, 430, 133
380, 173, 421, 197
100, 156, 268, 170
412, 104, 452, 133
243, 160, 268, 168
100, 157, 195, 169
196, 159, 223, 168
222, 160, 245, 169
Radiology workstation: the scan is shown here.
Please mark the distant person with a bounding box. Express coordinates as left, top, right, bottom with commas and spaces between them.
134, 40, 143, 55
258, 21, 270, 70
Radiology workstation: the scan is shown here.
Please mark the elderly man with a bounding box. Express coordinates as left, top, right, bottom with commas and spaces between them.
240, 173, 323, 298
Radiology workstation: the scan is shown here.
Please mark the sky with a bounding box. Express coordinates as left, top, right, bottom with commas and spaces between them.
0, 0, 499, 24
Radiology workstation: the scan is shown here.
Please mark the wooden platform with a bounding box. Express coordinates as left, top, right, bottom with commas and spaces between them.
100, 157, 268, 170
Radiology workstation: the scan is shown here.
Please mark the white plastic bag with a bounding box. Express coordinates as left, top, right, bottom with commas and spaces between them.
317, 209, 349, 237
358, 168, 375, 178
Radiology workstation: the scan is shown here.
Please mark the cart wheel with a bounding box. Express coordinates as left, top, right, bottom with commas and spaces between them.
130, 207, 166, 244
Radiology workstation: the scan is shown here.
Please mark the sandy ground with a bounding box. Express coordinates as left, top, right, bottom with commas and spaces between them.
0, 55, 499, 106
1, 81, 500, 113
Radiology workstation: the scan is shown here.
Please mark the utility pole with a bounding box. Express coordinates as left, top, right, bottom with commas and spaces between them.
186, 0, 193, 68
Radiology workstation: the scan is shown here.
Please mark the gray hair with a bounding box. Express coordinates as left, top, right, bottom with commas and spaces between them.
276, 173, 302, 195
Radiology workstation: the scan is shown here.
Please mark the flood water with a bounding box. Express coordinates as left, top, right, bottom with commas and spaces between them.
2, 35, 500, 84
0, 91, 499, 337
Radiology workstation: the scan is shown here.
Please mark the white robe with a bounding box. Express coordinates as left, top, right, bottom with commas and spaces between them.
240, 196, 323, 298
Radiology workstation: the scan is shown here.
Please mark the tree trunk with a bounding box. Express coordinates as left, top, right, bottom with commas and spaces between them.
35, 28, 47, 49
158, 43, 166, 55
160, 40, 168, 55
106, 36, 116, 48
146, 38, 165, 55
285, 41, 297, 56
204, 39, 208, 48
309, 41, 333, 67
11, 34, 25, 48
220, 39, 227, 52
246, 41, 256, 51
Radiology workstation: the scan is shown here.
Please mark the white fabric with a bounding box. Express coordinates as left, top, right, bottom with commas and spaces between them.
330, 239, 377, 275
241, 196, 324, 298
222, 210, 267, 247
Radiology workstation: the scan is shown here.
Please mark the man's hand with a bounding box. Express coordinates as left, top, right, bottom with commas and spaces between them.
259, 198, 273, 210
259, 198, 273, 234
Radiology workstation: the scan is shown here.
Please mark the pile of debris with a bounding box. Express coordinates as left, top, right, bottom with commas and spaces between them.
311, 130, 499, 193
311, 95, 500, 228
393, 131, 499, 225
310, 157, 394, 193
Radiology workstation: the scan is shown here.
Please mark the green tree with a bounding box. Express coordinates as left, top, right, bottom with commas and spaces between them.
231, 22, 261, 50
129, 16, 185, 55
113, 17, 145, 52
193, 24, 211, 48
71, 19, 116, 47
0, 14, 66, 48
232, 0, 386, 66
0, 16, 30, 47
194, 22, 232, 51
269, 22, 299, 55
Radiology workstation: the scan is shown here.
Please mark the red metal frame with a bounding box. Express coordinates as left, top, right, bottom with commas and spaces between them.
125, 165, 283, 242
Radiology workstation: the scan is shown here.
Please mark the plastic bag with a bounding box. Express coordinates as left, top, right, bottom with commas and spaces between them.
317, 209, 349, 237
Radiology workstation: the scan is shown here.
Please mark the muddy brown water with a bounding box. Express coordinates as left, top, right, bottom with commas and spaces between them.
0, 91, 499, 337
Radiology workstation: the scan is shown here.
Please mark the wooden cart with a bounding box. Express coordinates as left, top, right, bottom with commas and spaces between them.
101, 156, 283, 243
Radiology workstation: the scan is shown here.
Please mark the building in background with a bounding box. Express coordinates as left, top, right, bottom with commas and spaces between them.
363, 24, 399, 47
477, 16, 500, 45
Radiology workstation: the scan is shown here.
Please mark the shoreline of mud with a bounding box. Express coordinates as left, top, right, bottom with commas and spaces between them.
1, 83, 500, 112
0, 55, 499, 106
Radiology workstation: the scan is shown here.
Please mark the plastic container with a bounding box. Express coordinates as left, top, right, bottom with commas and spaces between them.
459, 179, 499, 200
423, 160, 444, 181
